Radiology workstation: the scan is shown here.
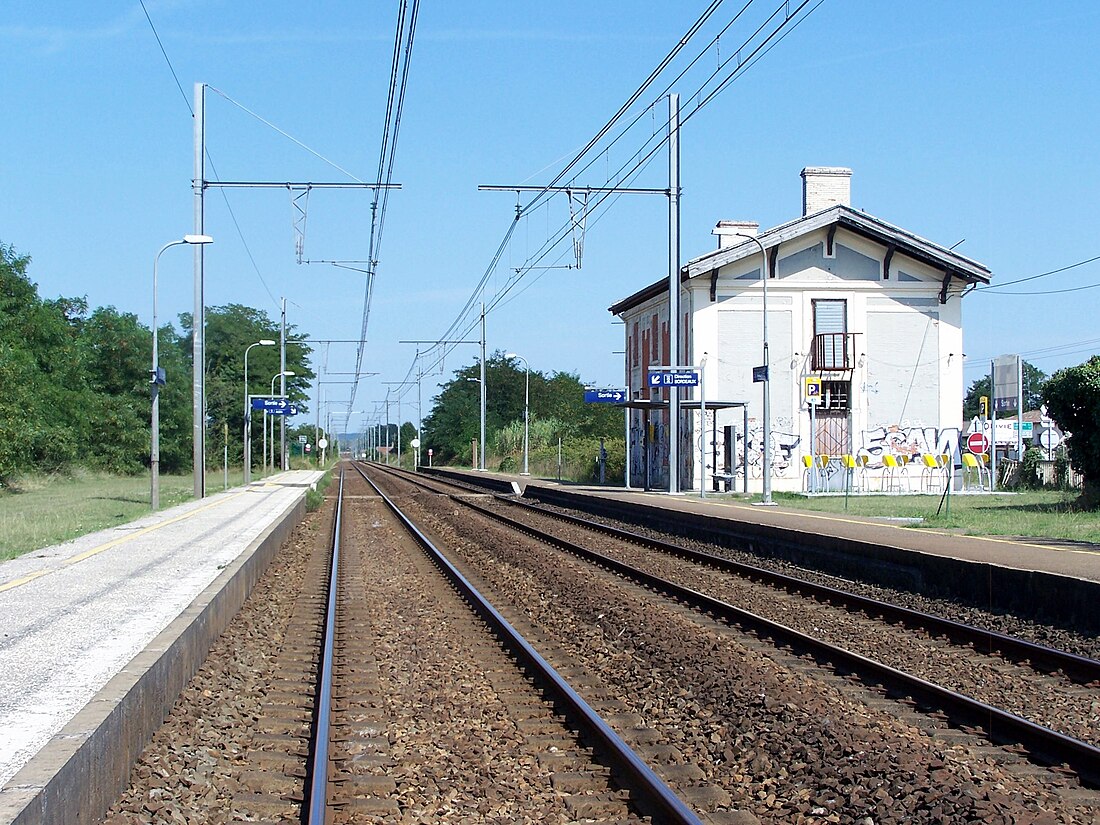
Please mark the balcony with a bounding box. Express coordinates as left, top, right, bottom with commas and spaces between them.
811, 332, 858, 372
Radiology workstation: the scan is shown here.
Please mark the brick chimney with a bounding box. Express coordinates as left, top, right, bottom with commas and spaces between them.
801, 166, 852, 216
712, 220, 759, 249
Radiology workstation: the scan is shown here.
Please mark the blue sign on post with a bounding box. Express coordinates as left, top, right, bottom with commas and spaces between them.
585, 388, 627, 403
251, 397, 299, 415
647, 369, 699, 388
752, 365, 768, 383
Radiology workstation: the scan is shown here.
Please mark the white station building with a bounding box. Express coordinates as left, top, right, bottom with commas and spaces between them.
609, 167, 993, 493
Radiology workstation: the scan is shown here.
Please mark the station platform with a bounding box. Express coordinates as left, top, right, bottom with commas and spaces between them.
0, 470, 323, 824
423, 466, 1100, 630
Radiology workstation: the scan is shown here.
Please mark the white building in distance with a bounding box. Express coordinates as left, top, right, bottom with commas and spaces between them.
609, 167, 992, 493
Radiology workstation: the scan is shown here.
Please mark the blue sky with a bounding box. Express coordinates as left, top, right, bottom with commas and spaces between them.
4, 1, 1099, 430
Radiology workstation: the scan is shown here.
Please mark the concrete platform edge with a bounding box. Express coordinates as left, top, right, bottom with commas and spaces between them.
0, 491, 309, 825
422, 466, 1100, 633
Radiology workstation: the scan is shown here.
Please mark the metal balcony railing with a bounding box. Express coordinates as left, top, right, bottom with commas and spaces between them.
811, 332, 858, 371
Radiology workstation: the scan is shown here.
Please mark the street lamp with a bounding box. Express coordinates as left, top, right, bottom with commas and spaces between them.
505, 352, 530, 476
151, 234, 212, 510
735, 232, 775, 506
243, 339, 276, 483
267, 370, 295, 471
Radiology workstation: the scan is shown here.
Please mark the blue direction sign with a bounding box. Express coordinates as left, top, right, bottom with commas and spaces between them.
251, 397, 299, 415
252, 397, 291, 411
647, 369, 699, 388
585, 388, 627, 403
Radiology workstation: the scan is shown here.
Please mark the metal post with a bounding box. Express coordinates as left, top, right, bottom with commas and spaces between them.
479, 303, 487, 471
743, 406, 749, 494
736, 233, 774, 504
667, 93, 681, 495
624, 407, 631, 489
192, 82, 206, 498
990, 359, 998, 492
279, 298, 286, 470
151, 240, 184, 511
1016, 355, 1024, 464
522, 362, 529, 475
698, 357, 706, 499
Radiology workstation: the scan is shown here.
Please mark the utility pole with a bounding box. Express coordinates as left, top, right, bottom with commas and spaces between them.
188, 81, 400, 495
279, 298, 287, 470
480, 303, 487, 471
478, 96, 680, 490
667, 93, 681, 494
192, 82, 206, 498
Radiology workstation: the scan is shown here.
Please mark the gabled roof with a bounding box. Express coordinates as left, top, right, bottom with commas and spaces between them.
609, 204, 993, 316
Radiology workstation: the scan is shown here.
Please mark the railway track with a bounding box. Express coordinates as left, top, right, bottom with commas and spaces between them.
363, 461, 1100, 792
107, 462, 1099, 823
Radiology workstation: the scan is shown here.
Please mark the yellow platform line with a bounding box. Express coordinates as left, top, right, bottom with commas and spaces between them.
0, 490, 252, 594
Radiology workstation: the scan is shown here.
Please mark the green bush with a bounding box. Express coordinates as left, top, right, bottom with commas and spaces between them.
1020, 446, 1044, 490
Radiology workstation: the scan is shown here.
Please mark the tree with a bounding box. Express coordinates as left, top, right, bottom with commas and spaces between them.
1042, 355, 1100, 504
76, 307, 156, 473
0, 243, 88, 481
178, 304, 314, 467
963, 361, 1046, 420
420, 353, 623, 465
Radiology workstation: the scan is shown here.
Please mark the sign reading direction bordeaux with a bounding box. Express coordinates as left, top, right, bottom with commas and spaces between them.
647, 369, 699, 387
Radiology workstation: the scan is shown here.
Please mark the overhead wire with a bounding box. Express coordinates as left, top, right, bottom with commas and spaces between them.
971, 254, 1100, 291
138, 2, 280, 312
347, 0, 422, 425
139, 0, 193, 116
397, 0, 822, 416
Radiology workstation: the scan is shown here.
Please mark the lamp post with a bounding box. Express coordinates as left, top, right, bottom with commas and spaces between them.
735, 232, 775, 505
268, 370, 295, 471
151, 234, 212, 510
505, 352, 530, 476
243, 340, 276, 483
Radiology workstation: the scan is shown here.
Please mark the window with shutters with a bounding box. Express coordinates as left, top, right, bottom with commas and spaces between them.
812, 299, 856, 371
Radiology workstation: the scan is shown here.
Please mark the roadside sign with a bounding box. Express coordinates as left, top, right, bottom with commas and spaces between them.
585, 388, 628, 403
646, 370, 698, 388
993, 354, 1020, 412
251, 397, 292, 411
410, 438, 421, 448
428, 448, 433, 456
804, 376, 822, 404
304, 444, 311, 453
966, 432, 990, 455
752, 365, 768, 383
318, 438, 328, 449
265, 405, 299, 417
1039, 429, 1061, 450
298, 435, 307, 443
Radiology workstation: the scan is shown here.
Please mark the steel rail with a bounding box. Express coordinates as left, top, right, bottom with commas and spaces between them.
378, 465, 1100, 686
490, 495, 1100, 685
305, 468, 343, 824
349, 462, 704, 824
449, 492, 1100, 788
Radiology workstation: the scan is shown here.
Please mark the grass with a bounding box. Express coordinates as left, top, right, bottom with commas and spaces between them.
0, 466, 283, 561
768, 489, 1100, 545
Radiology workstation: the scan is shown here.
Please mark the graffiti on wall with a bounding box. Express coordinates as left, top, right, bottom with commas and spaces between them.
859, 423, 960, 468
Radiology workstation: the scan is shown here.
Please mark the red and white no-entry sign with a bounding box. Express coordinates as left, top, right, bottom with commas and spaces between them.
967, 432, 990, 455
